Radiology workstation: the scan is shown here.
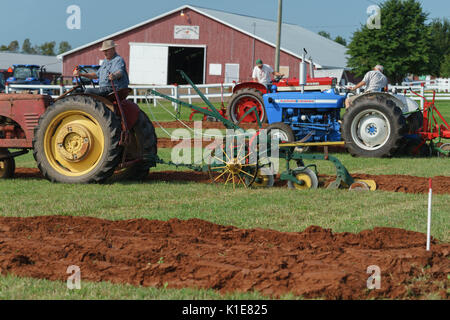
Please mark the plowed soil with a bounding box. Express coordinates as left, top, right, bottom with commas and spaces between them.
14, 168, 450, 195
0, 216, 448, 299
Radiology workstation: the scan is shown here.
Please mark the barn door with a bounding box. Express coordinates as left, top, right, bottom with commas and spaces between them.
224, 63, 240, 83
129, 44, 168, 85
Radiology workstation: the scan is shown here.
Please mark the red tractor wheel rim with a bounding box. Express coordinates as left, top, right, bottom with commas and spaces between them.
232, 96, 264, 123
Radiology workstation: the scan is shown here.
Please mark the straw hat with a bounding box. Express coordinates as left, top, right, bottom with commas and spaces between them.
100, 40, 117, 51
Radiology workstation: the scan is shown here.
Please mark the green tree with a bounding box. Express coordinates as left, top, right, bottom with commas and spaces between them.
21, 38, 37, 54
429, 18, 450, 77
58, 41, 72, 55
347, 0, 433, 84
334, 36, 347, 46
441, 53, 450, 78
7, 40, 19, 52
39, 41, 56, 56
0, 45, 8, 51
318, 31, 331, 39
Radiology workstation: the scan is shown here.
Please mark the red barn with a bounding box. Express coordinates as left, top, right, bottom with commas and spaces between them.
58, 5, 348, 85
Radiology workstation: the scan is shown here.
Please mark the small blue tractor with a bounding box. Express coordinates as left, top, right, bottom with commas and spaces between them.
6, 64, 51, 93
6, 64, 51, 85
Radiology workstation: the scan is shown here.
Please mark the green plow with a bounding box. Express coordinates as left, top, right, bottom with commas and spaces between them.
147, 70, 376, 191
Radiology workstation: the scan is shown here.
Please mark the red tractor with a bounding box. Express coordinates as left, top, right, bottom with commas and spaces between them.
226, 76, 337, 124
0, 74, 157, 182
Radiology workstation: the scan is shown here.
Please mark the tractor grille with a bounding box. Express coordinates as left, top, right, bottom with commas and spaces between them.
24, 113, 40, 130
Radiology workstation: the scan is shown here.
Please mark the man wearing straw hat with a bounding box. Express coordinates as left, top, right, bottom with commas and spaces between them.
73, 39, 129, 96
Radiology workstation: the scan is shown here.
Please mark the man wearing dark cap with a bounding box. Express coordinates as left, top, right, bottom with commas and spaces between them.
252, 59, 283, 89
73, 39, 129, 96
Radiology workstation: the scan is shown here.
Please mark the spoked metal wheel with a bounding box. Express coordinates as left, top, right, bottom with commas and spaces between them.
350, 109, 391, 151
208, 141, 258, 189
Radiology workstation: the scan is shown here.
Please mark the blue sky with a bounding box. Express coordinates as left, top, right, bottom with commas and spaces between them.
0, 0, 448, 50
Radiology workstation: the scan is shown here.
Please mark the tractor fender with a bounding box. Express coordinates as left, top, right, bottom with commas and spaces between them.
232, 82, 267, 95
120, 100, 140, 129
350, 92, 416, 117
68, 93, 140, 128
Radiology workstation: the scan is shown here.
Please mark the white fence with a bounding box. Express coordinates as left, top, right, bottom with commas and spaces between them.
400, 78, 450, 92
4, 83, 235, 107
4, 82, 450, 112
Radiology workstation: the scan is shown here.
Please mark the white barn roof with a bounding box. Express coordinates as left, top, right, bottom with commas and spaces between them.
0, 52, 62, 73
58, 5, 348, 69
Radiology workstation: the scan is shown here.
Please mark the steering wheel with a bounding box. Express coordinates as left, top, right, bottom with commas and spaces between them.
75, 66, 96, 91
272, 75, 284, 83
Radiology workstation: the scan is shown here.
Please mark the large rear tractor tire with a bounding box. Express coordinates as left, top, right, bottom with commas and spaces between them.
405, 110, 423, 134
0, 149, 15, 179
33, 95, 122, 183
226, 88, 267, 124
110, 110, 157, 181
342, 95, 406, 157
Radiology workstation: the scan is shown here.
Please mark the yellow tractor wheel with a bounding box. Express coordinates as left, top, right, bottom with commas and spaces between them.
33, 95, 122, 183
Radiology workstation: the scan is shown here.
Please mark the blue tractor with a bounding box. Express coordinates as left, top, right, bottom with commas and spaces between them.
263, 88, 345, 144
6, 65, 51, 87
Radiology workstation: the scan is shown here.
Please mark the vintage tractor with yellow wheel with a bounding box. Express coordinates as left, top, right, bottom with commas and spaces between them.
0, 74, 157, 183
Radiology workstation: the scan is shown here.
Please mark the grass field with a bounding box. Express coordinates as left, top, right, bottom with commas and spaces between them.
0, 98, 449, 300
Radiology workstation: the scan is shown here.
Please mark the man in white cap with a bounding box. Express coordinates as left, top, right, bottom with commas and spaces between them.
345, 65, 388, 108
73, 39, 129, 96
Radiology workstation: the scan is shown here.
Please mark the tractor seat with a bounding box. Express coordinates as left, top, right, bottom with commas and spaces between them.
106, 88, 131, 103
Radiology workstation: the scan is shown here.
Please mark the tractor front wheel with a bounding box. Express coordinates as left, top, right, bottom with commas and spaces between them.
0, 149, 15, 179
33, 95, 122, 183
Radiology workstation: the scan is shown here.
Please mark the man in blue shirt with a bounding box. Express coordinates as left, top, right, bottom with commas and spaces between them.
73, 39, 129, 96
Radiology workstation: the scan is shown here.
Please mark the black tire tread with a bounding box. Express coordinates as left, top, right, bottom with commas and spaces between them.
111, 110, 157, 181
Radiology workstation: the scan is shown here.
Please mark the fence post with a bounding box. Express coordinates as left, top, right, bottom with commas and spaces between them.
5, 84, 8, 94
174, 85, 179, 112
420, 85, 425, 110
133, 88, 137, 104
